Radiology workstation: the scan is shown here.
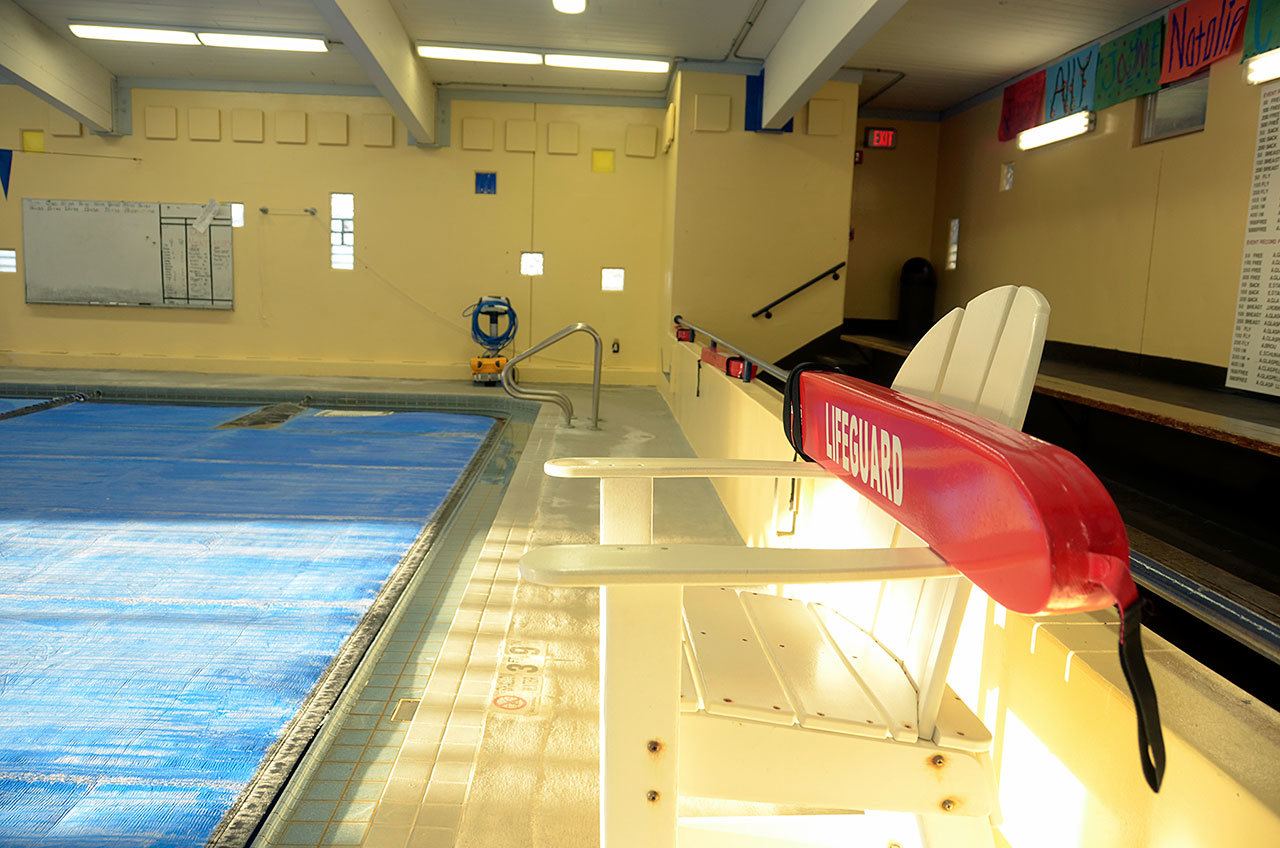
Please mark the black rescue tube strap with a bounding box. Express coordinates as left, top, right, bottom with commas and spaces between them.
782, 363, 834, 462
1119, 600, 1166, 792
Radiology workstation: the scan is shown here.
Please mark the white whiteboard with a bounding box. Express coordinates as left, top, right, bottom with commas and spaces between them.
22, 198, 234, 309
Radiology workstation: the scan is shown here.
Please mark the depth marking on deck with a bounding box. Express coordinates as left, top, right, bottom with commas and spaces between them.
490, 640, 546, 716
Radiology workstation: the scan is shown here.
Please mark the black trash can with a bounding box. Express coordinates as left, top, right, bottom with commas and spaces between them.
898, 257, 937, 342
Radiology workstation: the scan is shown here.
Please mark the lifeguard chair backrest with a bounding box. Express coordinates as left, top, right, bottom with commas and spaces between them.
862, 286, 1049, 735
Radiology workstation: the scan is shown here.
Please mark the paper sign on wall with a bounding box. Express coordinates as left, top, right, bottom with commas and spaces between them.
1161, 0, 1250, 84
1045, 45, 1099, 121
1227, 80, 1280, 398
998, 71, 1046, 141
1096, 19, 1165, 110
1244, 0, 1280, 59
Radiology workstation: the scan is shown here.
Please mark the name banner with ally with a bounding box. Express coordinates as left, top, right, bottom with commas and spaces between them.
1161, 0, 1250, 84
998, 70, 1046, 141
1245, 0, 1280, 59
1096, 18, 1165, 110
1045, 45, 1099, 121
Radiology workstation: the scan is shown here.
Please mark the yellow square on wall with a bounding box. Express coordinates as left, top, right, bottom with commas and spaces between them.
21, 130, 45, 153
591, 149, 615, 173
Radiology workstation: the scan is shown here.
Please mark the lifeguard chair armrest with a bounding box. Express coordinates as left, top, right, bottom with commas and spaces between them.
544, 457, 834, 479
519, 544, 954, 587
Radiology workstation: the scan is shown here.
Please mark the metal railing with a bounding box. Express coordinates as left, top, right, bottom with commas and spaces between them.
751, 261, 846, 319
501, 322, 602, 428
672, 315, 789, 383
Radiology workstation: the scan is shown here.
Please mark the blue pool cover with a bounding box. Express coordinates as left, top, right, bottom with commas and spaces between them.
0, 400, 493, 847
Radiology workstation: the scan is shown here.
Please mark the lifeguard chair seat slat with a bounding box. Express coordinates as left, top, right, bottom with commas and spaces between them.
684, 588, 796, 726
739, 591, 889, 738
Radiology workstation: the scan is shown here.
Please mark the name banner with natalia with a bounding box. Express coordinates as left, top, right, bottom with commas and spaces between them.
998, 70, 1047, 141
1244, 0, 1280, 59
1045, 45, 1099, 121
1162, 0, 1250, 84
1096, 18, 1166, 110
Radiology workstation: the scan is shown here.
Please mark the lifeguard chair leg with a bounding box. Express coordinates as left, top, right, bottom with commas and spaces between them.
599, 477, 682, 848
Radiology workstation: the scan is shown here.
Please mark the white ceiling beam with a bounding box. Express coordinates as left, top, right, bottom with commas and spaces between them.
0, 0, 116, 133
761, 0, 905, 129
313, 0, 436, 145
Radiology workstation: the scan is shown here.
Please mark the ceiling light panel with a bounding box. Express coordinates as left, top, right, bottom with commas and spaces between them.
417, 45, 542, 64
197, 32, 328, 52
69, 24, 199, 45
553, 0, 588, 13
544, 54, 670, 73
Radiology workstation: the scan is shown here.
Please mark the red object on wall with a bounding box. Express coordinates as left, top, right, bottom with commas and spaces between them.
1160, 0, 1249, 84
793, 370, 1135, 614
699, 346, 757, 382
864, 127, 898, 148
997, 70, 1047, 142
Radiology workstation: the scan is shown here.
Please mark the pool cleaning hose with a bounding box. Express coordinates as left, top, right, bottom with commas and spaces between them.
465, 296, 518, 355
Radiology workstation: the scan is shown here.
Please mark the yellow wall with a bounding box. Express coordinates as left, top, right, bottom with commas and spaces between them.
0, 86, 664, 383
660, 337, 1280, 847
666, 71, 859, 362
845, 118, 940, 319
932, 53, 1259, 365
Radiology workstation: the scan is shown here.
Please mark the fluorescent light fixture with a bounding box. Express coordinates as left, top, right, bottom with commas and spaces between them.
417, 44, 541, 64
601, 267, 624, 292
69, 24, 199, 45
1246, 47, 1280, 84
1016, 111, 1094, 150
545, 54, 670, 74
520, 252, 545, 276
198, 32, 327, 52
553, 0, 587, 13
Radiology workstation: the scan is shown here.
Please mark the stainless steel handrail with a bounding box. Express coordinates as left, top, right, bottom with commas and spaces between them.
672, 314, 790, 382
501, 322, 602, 429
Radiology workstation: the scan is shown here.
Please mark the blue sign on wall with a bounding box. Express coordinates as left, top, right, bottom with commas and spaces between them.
475, 171, 497, 195
1044, 44, 1099, 121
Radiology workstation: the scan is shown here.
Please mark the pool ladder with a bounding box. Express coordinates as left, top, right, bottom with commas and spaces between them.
501, 322, 602, 429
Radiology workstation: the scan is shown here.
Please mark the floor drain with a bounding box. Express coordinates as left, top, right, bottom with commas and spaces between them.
217, 402, 308, 429
391, 698, 420, 722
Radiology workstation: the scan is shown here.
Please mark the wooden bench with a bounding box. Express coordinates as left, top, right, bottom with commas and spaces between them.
520, 286, 1052, 848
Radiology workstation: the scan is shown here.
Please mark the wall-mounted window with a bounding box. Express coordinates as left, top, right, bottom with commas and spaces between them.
601, 267, 624, 292
0, 249, 15, 273
946, 218, 960, 271
520, 252, 544, 276
1140, 72, 1209, 144
330, 192, 354, 270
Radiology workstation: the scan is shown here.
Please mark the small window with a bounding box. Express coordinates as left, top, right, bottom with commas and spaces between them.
230, 202, 245, 228
601, 267, 624, 292
946, 218, 960, 271
330, 192, 354, 270
999, 162, 1015, 192
0, 249, 15, 273
520, 252, 544, 276
1140, 73, 1209, 144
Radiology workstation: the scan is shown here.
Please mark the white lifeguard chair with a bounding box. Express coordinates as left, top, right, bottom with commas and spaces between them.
519, 286, 1052, 847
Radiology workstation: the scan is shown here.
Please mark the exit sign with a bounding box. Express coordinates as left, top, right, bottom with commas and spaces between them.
864, 127, 897, 149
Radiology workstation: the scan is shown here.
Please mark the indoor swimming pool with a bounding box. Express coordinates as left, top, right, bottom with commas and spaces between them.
0, 396, 499, 847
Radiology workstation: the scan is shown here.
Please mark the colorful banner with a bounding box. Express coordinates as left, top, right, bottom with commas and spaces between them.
1161, 0, 1250, 84
1096, 18, 1165, 110
1045, 44, 1099, 121
1245, 0, 1280, 58
0, 149, 10, 199
998, 70, 1046, 141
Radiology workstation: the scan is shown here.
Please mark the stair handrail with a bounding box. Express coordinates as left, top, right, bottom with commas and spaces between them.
501, 322, 602, 429
751, 261, 846, 319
